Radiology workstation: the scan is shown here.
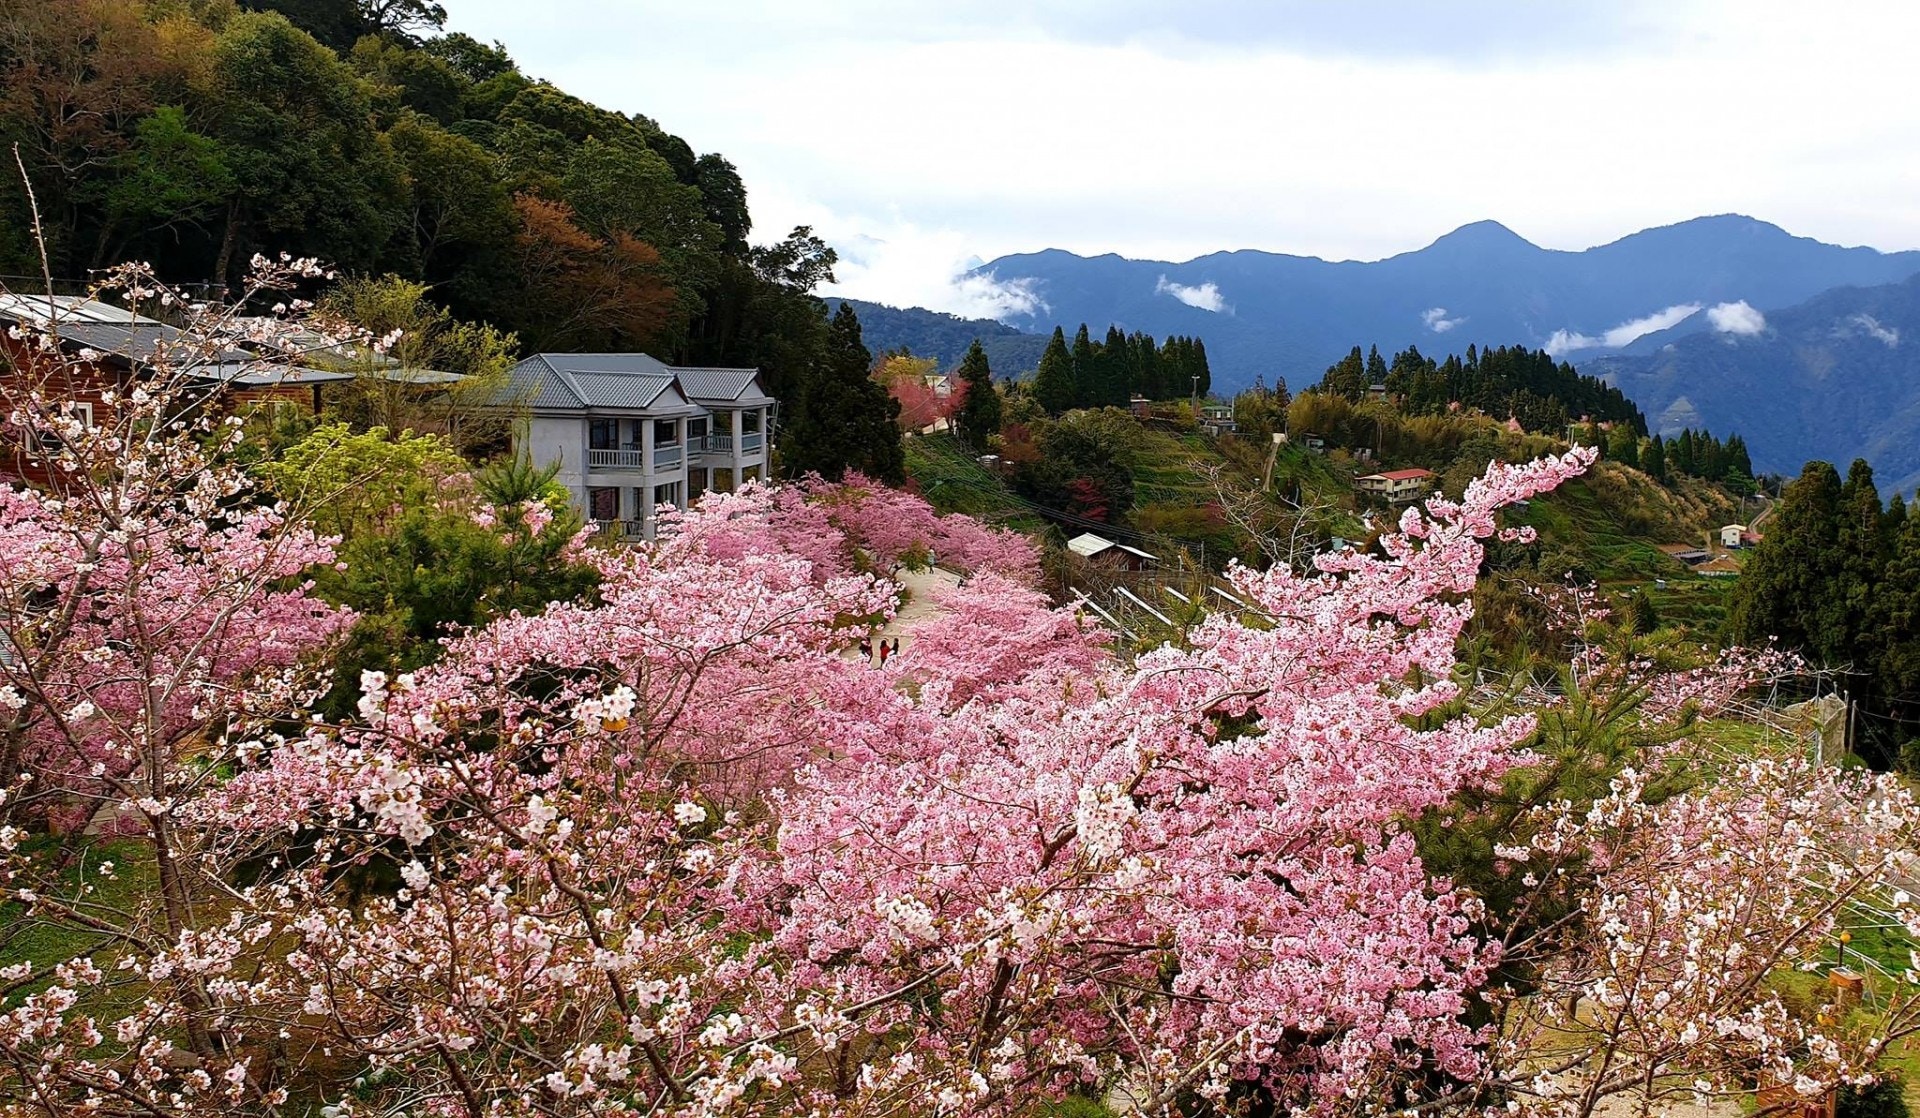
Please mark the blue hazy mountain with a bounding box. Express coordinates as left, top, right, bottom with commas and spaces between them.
962, 215, 1920, 393
828, 298, 1049, 375
1586, 273, 1920, 496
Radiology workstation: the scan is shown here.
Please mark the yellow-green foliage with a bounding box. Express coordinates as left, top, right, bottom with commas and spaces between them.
256, 421, 467, 540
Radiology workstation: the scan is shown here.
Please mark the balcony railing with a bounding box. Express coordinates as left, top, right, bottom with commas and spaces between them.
697, 433, 766, 457
591, 518, 647, 538
654, 444, 683, 469
587, 447, 645, 469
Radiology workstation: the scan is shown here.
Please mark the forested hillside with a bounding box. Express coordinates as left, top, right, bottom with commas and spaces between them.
0, 0, 842, 403
1315, 342, 1645, 434
830, 297, 1048, 375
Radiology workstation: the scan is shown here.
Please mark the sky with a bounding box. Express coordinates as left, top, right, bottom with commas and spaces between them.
442, 0, 1920, 317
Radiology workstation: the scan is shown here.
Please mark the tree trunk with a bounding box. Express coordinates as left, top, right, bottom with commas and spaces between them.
213, 201, 243, 293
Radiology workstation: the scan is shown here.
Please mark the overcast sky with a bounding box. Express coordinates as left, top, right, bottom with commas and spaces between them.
442, 0, 1920, 316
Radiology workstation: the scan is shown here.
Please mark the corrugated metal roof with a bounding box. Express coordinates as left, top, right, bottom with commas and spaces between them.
0, 294, 165, 326
672, 366, 760, 402
540, 353, 672, 376
1067, 532, 1116, 557
566, 371, 676, 409
40, 321, 254, 365
507, 354, 757, 413
186, 362, 356, 387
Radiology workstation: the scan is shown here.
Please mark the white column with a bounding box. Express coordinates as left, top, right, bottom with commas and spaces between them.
731, 409, 744, 488
639, 417, 656, 537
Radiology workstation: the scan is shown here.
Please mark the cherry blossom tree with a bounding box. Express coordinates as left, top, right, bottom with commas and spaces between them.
5, 331, 1919, 1118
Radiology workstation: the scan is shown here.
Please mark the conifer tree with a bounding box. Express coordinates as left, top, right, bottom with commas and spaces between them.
1194, 337, 1211, 398
1365, 344, 1389, 386
1643, 434, 1668, 483
1832, 459, 1891, 665
1728, 460, 1843, 655
953, 338, 1001, 450
1134, 331, 1163, 400
1103, 324, 1130, 406
1070, 323, 1097, 409
782, 303, 905, 483
1032, 326, 1076, 415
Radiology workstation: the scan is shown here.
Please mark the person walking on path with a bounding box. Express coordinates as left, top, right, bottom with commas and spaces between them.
878, 639, 892, 667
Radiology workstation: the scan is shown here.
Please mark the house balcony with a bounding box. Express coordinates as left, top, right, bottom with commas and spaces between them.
588, 447, 646, 469
587, 445, 686, 471
698, 432, 765, 457
591, 518, 648, 539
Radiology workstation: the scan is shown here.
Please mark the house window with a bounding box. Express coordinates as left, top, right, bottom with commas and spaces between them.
741, 410, 761, 434
587, 486, 619, 521
66, 402, 94, 428
652, 482, 681, 509
654, 418, 678, 445
688, 468, 708, 499
588, 419, 617, 450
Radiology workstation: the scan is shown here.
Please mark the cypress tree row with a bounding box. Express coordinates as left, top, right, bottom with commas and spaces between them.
1031, 327, 1076, 415
1023, 323, 1214, 412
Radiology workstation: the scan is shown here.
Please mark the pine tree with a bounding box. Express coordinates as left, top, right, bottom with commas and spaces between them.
1070, 324, 1097, 410
1728, 460, 1844, 655
782, 303, 905, 484
1134, 332, 1163, 400
1032, 326, 1076, 415
953, 339, 1001, 450
1831, 460, 1891, 666
1193, 338, 1211, 399
1365, 345, 1388, 387
1871, 508, 1920, 741
1643, 434, 1668, 483
1103, 325, 1130, 406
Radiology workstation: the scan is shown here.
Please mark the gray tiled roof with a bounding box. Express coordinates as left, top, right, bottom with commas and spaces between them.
41, 321, 253, 365
0, 294, 166, 327
507, 354, 763, 413
672, 366, 760, 402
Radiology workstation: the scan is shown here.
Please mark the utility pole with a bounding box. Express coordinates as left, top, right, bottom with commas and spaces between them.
1191, 374, 1200, 407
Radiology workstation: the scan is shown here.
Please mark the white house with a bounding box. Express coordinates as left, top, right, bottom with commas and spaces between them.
506, 353, 774, 540
1720, 523, 1753, 548
1355, 467, 1437, 503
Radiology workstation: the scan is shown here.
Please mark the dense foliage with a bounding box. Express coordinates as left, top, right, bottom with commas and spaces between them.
1731, 458, 1920, 764
0, 0, 906, 475
5, 273, 1920, 1118
1318, 342, 1644, 434
1031, 323, 1210, 415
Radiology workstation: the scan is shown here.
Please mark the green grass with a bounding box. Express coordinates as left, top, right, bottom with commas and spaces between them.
904, 433, 1049, 532
0, 835, 155, 1004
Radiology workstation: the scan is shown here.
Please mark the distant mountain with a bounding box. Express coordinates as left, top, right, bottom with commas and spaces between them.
1585, 274, 1920, 497
960, 216, 1920, 393
829, 298, 1049, 377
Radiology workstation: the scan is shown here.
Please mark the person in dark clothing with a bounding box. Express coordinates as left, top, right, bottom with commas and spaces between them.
858, 638, 872, 663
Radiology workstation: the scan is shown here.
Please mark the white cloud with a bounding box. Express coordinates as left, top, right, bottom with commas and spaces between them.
1601, 303, 1701, 346
1155, 275, 1230, 313
1707, 300, 1767, 335
441, 2, 1920, 308
1544, 301, 1702, 356
1544, 329, 1601, 358
1422, 307, 1464, 333
1840, 312, 1900, 347
952, 271, 1049, 318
